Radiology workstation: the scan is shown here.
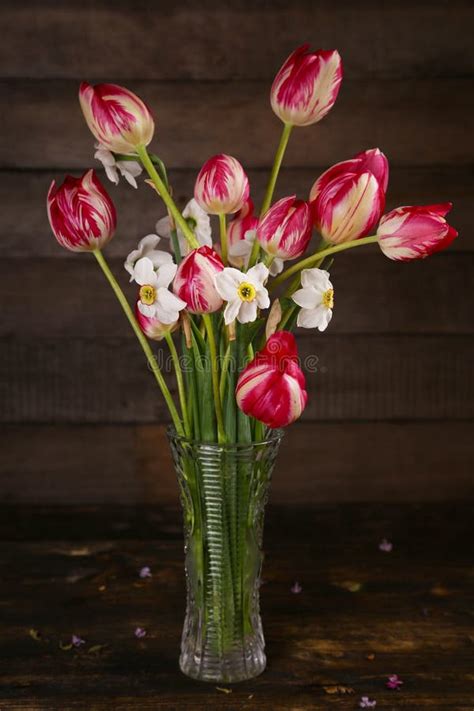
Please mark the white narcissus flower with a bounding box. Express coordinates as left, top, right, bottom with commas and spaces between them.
94, 143, 143, 188
131, 256, 186, 324
215, 263, 270, 325
124, 234, 173, 281
156, 198, 212, 255
292, 269, 334, 331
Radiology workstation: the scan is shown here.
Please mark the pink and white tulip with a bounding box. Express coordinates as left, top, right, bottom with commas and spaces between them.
310, 148, 389, 199
227, 198, 259, 267
256, 195, 312, 260
79, 82, 154, 154
135, 303, 178, 341
194, 154, 250, 215
377, 203, 458, 261
47, 169, 116, 252
270, 45, 343, 127
173, 246, 224, 314
310, 149, 388, 244
236, 331, 308, 428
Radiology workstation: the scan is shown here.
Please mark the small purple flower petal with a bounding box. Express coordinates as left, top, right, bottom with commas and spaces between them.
386, 674, 403, 690
135, 627, 147, 639
379, 538, 393, 552
71, 634, 85, 647
360, 697, 377, 708
139, 566, 152, 579
291, 581, 302, 594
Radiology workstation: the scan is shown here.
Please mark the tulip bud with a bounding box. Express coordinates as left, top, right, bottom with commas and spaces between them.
79, 82, 154, 154
377, 203, 458, 261
236, 331, 308, 428
47, 169, 116, 252
270, 45, 343, 127
135, 302, 178, 341
310, 149, 388, 244
310, 148, 389, 200
194, 154, 250, 214
256, 195, 312, 260
227, 197, 259, 267
173, 246, 224, 314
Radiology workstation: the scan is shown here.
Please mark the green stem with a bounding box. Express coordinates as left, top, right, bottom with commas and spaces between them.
169, 226, 182, 263
202, 314, 226, 443
219, 213, 228, 265
136, 144, 199, 250
248, 122, 293, 268
271, 235, 379, 291
164, 331, 191, 438
92, 249, 184, 435
219, 343, 232, 403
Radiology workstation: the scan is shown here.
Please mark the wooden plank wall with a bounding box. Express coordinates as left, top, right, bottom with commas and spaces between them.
1, 0, 473, 504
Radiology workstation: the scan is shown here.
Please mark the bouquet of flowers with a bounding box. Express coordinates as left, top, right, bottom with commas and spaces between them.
46, 45, 457, 683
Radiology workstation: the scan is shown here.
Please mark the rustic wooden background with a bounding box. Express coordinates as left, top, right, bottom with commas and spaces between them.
0, 0, 473, 505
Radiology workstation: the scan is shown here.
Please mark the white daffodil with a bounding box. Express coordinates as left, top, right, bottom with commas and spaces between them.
156, 198, 212, 256
94, 143, 143, 188
292, 268, 334, 331
215, 263, 270, 325
124, 234, 173, 281
132, 256, 186, 324
228, 229, 284, 276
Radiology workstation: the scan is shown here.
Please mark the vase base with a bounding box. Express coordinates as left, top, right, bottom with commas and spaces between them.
179, 647, 266, 684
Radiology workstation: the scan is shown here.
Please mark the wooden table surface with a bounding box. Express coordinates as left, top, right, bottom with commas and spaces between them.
0, 504, 473, 710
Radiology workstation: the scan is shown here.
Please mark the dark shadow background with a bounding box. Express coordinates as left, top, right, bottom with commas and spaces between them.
0, 0, 473, 504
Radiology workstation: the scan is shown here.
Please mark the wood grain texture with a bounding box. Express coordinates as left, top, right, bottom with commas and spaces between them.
1, 423, 473, 504
1, 254, 472, 338
2, 166, 472, 258
1, 79, 472, 169
2, 0, 473, 80
0, 504, 472, 708
1, 336, 472, 423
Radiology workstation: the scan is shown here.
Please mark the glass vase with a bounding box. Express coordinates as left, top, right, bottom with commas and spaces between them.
168, 428, 283, 683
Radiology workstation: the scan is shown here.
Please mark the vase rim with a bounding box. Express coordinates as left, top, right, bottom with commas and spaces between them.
166, 425, 283, 449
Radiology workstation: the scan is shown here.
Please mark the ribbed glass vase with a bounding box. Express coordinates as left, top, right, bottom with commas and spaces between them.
168, 428, 283, 683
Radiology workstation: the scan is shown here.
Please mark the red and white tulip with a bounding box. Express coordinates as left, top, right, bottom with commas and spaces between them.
47, 169, 116, 252
215, 263, 270, 325
377, 203, 458, 261
236, 331, 308, 428
256, 195, 312, 260
194, 154, 249, 215
310, 149, 388, 244
270, 45, 343, 127
227, 198, 259, 268
310, 148, 389, 199
135, 303, 178, 341
173, 246, 224, 314
292, 268, 334, 331
79, 82, 154, 154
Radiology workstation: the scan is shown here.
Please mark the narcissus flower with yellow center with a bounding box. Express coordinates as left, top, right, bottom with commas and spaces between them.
130, 256, 186, 324
292, 268, 334, 331
215, 263, 270, 325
